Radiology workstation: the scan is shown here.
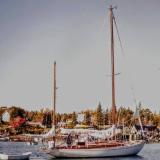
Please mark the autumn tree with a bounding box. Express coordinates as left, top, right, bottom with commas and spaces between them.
56, 113, 61, 123
117, 107, 133, 126
153, 114, 160, 126
140, 108, 153, 125
61, 113, 68, 122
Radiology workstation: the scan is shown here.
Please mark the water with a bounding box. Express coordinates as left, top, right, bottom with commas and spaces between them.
0, 142, 159, 160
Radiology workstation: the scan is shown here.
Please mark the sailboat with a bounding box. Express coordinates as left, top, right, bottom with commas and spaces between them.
46, 5, 145, 158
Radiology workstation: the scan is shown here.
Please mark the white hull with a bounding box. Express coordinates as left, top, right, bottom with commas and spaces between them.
48, 141, 144, 158
0, 152, 32, 160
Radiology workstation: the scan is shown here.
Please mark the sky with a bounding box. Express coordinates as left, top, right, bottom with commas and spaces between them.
0, 0, 160, 113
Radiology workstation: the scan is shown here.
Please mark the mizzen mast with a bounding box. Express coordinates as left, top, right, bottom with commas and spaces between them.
53, 61, 56, 127
109, 5, 117, 124
53, 61, 57, 147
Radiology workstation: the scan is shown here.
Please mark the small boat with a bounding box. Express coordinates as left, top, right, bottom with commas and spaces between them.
0, 137, 9, 142
0, 152, 32, 160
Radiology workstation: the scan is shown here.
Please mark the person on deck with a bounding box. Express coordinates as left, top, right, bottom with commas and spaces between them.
66, 133, 72, 148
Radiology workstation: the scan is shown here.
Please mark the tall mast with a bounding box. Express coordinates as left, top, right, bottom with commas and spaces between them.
53, 61, 56, 147
109, 6, 117, 124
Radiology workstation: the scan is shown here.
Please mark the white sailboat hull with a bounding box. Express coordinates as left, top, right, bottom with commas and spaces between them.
48, 141, 144, 158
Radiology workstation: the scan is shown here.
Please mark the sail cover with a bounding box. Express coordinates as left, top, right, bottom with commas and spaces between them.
60, 125, 121, 139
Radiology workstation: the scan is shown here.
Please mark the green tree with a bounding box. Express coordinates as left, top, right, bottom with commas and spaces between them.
83, 111, 91, 125
95, 103, 104, 127
72, 111, 77, 126
9, 106, 26, 119
42, 112, 52, 128
104, 108, 109, 125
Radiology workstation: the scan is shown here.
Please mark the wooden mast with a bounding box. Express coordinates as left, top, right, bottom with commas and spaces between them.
53, 61, 56, 147
109, 6, 117, 124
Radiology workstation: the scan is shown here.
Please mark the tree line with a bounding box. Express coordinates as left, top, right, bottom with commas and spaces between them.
0, 104, 160, 129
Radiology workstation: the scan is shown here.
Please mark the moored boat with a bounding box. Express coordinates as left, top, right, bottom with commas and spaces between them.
45, 5, 145, 158
0, 152, 32, 160
48, 140, 144, 158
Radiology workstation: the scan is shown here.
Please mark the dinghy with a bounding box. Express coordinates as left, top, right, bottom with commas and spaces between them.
0, 152, 32, 160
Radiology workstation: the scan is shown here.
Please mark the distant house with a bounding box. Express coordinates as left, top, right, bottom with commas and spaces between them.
130, 125, 138, 136
27, 121, 44, 128
77, 113, 84, 123
57, 122, 67, 128
2, 110, 10, 122
66, 119, 73, 124
74, 124, 90, 129
135, 124, 157, 131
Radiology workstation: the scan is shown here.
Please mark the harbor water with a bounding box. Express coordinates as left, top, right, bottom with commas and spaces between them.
0, 142, 159, 160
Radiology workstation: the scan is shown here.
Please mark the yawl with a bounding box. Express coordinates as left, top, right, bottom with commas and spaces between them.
47, 5, 145, 158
